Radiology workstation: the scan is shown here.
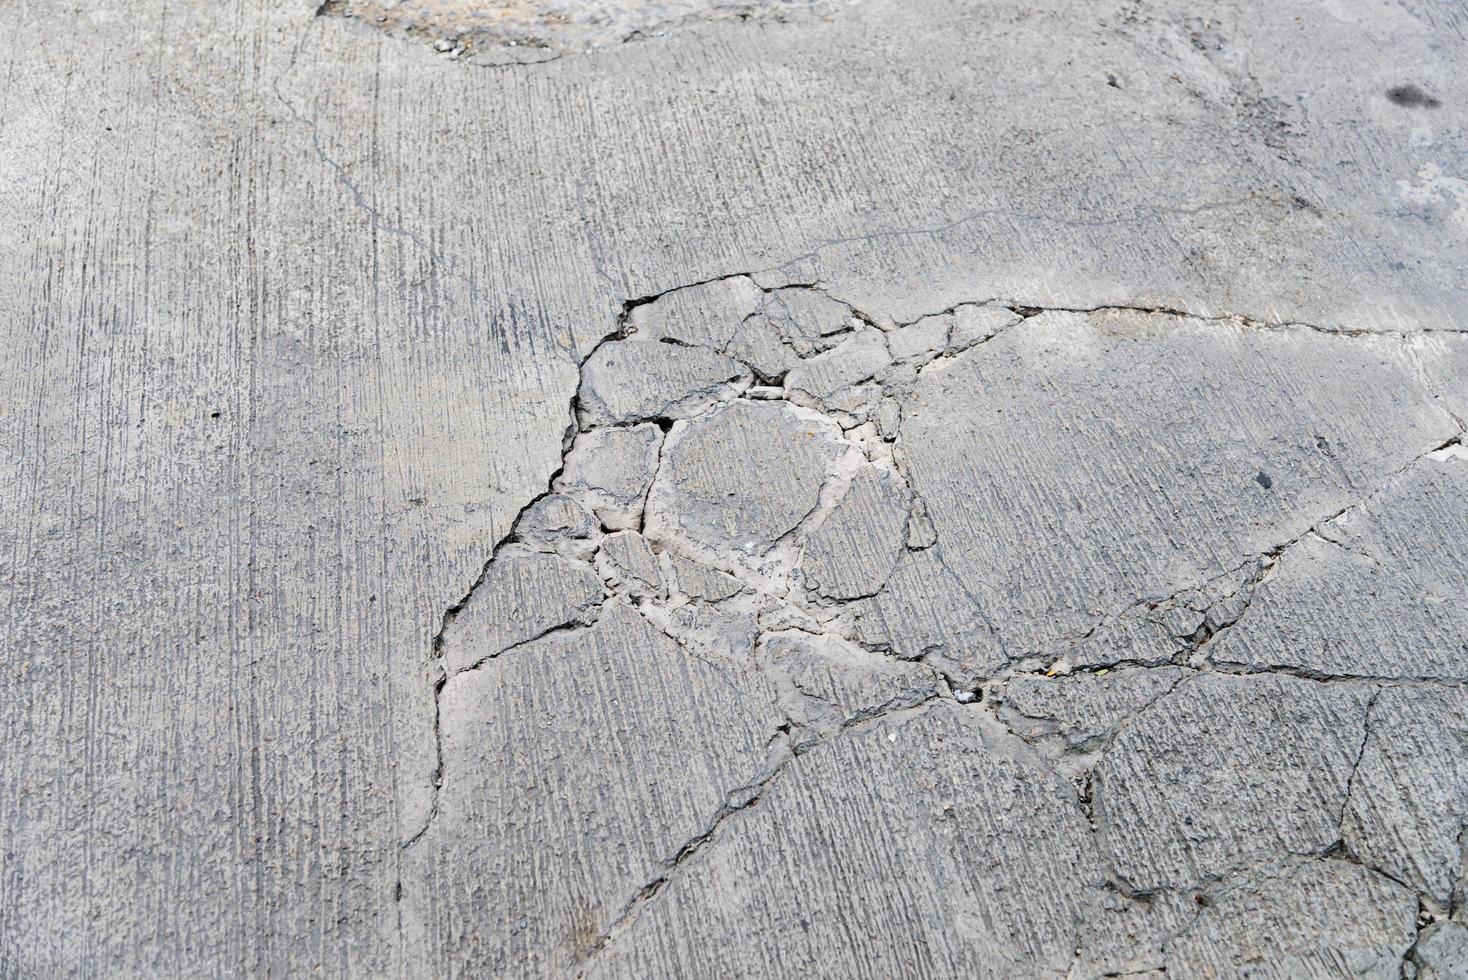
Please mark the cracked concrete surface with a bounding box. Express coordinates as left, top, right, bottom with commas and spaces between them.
2, 0, 1467, 976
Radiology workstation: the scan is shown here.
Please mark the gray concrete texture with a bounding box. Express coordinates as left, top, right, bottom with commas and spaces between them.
1, 0, 1465, 976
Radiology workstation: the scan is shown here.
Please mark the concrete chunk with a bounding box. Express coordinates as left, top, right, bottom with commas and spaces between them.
1414, 921, 1468, 980
799, 466, 910, 600
886, 314, 952, 362
646, 400, 845, 556
580, 338, 748, 425
946, 303, 1021, 351
557, 424, 663, 530
1343, 687, 1468, 905
628, 276, 764, 351
596, 530, 664, 598
758, 289, 856, 356
783, 328, 890, 403
668, 555, 744, 602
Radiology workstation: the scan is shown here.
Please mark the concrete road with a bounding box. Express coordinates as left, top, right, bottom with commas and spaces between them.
1, 0, 1465, 975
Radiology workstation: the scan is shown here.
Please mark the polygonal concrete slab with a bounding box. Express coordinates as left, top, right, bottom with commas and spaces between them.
646, 400, 847, 556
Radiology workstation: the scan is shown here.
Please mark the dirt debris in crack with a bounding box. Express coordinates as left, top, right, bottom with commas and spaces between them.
399, 274, 1468, 977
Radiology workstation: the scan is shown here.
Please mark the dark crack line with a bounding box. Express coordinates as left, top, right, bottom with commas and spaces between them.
576, 752, 798, 967
1211, 665, 1468, 686
426, 311, 637, 662
1043, 427, 1465, 676
399, 615, 605, 861
398, 663, 447, 854
578, 692, 946, 969
453, 615, 604, 679
1337, 687, 1382, 850
398, 312, 636, 863
992, 300, 1449, 338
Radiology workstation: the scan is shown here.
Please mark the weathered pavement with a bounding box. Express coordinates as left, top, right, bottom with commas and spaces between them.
1, 0, 1465, 976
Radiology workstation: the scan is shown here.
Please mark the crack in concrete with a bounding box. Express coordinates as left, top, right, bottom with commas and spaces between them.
1338, 687, 1383, 846
1035, 426, 1466, 679
577, 691, 946, 970
403, 269, 1468, 968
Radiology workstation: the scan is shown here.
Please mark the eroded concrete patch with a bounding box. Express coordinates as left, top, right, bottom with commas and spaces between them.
318, 0, 845, 63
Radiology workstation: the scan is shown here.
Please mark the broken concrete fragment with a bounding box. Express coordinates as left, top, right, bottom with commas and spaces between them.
667, 555, 744, 603
556, 424, 663, 531
680, 288, 861, 382
515, 492, 601, 554
440, 546, 605, 674
755, 601, 829, 638
1094, 673, 1372, 892
628, 276, 763, 352
783, 327, 890, 404
992, 666, 1187, 751
1413, 921, 1468, 980
871, 397, 902, 440
886, 314, 951, 362
646, 400, 846, 556
721, 315, 803, 383
799, 465, 910, 600
849, 547, 1002, 671
758, 288, 856, 355
587, 703, 1106, 978
652, 599, 762, 661
402, 601, 781, 977
816, 381, 882, 422
755, 630, 945, 735
904, 495, 938, 549
744, 385, 784, 400
878, 359, 920, 394
946, 303, 1021, 351
1343, 686, 1468, 905
899, 309, 1459, 656
596, 530, 664, 599
579, 338, 748, 425
1164, 859, 1417, 980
